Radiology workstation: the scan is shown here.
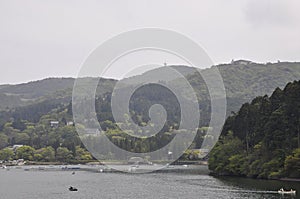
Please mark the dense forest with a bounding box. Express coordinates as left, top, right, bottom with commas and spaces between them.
209, 80, 300, 179
1, 60, 300, 163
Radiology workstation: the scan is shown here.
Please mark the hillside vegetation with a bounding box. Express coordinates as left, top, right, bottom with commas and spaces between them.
209, 80, 300, 179
1, 60, 300, 163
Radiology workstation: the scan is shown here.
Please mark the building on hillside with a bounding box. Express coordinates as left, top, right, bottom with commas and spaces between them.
50, 121, 59, 128
12, 145, 23, 151
66, 121, 74, 126
231, 60, 252, 65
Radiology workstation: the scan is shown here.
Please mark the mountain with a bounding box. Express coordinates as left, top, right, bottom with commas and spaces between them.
0, 77, 116, 110
217, 61, 300, 113
119, 65, 197, 86
0, 78, 73, 109
208, 80, 300, 179
1, 60, 300, 160
0, 78, 75, 98
1, 60, 300, 109
0, 60, 300, 127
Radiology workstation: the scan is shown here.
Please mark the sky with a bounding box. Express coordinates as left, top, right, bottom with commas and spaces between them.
0, 0, 300, 84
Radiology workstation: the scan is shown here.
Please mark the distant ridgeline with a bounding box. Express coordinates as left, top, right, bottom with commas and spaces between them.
209, 80, 300, 179
0, 61, 300, 162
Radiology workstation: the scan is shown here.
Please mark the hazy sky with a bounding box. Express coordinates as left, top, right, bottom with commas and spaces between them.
1, 0, 300, 84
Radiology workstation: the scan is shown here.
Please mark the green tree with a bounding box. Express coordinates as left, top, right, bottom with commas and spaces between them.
75, 146, 92, 160
22, 125, 36, 146
0, 148, 14, 161
0, 133, 9, 149
15, 133, 30, 145
208, 131, 245, 175
3, 123, 20, 145
60, 126, 80, 155
56, 147, 73, 162
283, 148, 300, 178
16, 145, 35, 160
209, 80, 300, 179
34, 146, 55, 162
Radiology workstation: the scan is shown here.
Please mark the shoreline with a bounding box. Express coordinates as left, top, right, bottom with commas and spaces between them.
280, 178, 300, 182
210, 172, 300, 183
2, 160, 208, 166
3, 164, 300, 182
2, 164, 210, 174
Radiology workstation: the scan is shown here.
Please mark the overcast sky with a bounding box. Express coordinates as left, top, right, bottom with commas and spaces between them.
1, 0, 300, 84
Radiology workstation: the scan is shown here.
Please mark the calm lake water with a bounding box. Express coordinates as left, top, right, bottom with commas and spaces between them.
0, 166, 299, 199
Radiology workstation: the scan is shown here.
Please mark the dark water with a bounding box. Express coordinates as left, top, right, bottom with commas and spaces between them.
0, 167, 299, 199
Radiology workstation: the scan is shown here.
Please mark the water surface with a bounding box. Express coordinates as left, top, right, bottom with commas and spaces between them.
0, 167, 299, 199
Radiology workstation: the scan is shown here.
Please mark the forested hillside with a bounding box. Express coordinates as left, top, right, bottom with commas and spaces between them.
1, 60, 300, 163
209, 80, 300, 179
0, 77, 116, 110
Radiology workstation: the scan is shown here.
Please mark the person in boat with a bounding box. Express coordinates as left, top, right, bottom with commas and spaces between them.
69, 186, 78, 191
278, 188, 296, 193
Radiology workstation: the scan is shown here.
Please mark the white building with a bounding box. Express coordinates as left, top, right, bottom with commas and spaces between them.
12, 145, 23, 151
50, 121, 59, 128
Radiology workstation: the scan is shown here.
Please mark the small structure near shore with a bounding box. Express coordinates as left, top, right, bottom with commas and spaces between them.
128, 157, 150, 165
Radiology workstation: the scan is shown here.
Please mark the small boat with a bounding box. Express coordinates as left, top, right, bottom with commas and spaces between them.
69, 186, 78, 191
278, 188, 296, 194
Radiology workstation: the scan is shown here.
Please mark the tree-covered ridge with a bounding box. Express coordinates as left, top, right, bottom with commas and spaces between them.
0, 77, 116, 110
209, 80, 300, 179
215, 61, 300, 114
1, 61, 300, 114
1, 60, 300, 163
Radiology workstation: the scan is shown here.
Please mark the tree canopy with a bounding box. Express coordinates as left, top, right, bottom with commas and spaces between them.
209, 80, 300, 179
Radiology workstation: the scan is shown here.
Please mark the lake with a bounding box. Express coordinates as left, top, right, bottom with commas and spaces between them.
0, 166, 299, 199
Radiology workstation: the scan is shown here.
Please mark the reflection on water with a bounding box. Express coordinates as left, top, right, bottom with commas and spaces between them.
0, 166, 299, 199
